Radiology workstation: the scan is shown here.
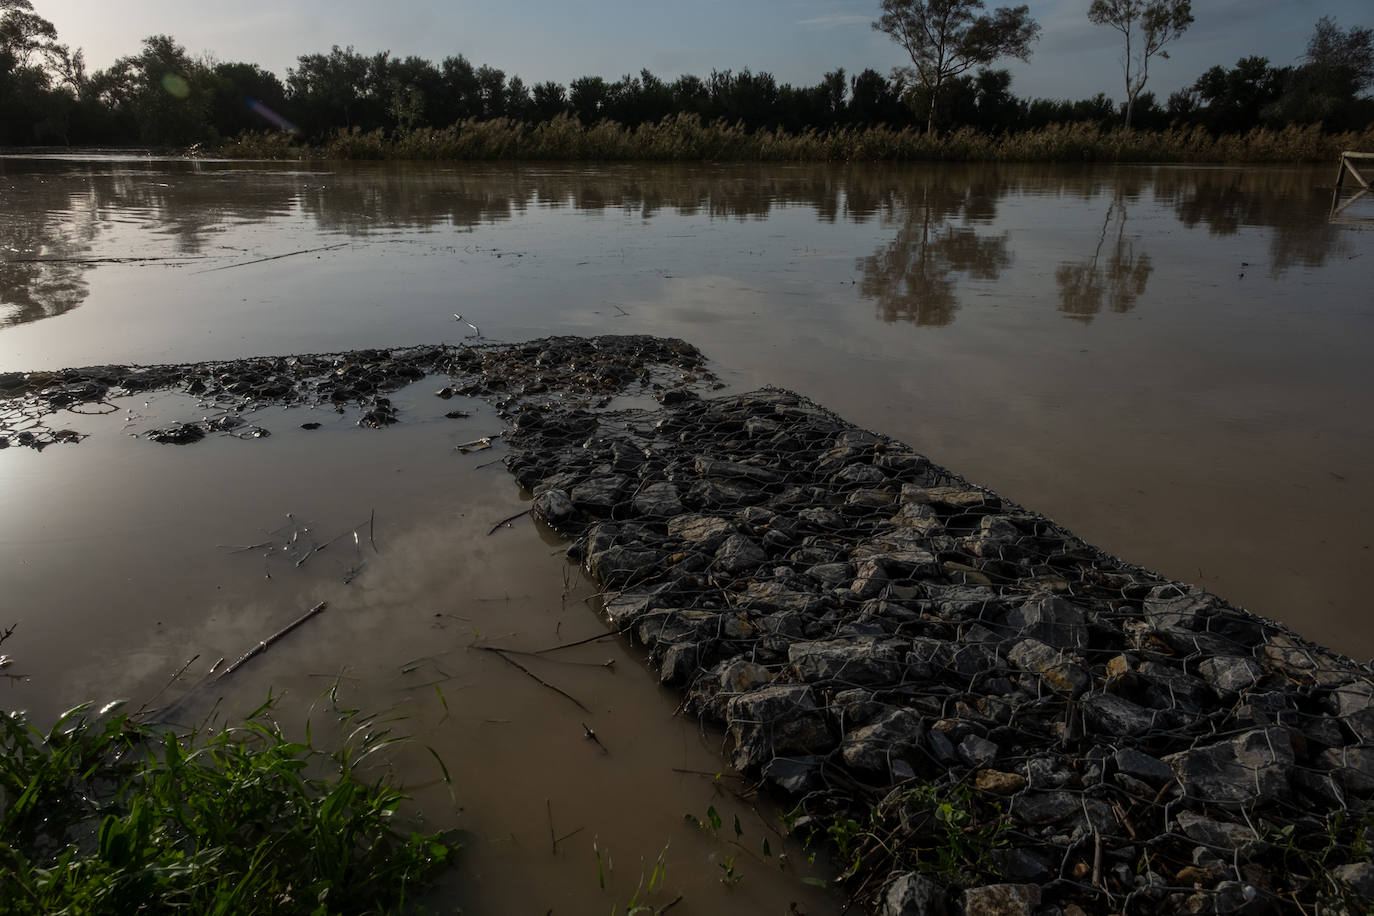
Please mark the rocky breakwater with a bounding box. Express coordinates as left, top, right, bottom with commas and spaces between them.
507, 387, 1374, 915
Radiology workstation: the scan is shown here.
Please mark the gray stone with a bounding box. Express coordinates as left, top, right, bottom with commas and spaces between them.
1333, 862, 1374, 900
902, 485, 995, 510
632, 481, 684, 517
762, 756, 821, 795
851, 558, 890, 599
1023, 755, 1074, 789
1175, 811, 1260, 852
602, 586, 672, 627
890, 500, 944, 534
1143, 585, 1216, 629
842, 708, 924, 773
1320, 746, 1374, 796
713, 534, 768, 573
1114, 748, 1174, 785
667, 515, 735, 552
718, 659, 772, 693
807, 562, 853, 586
1165, 727, 1294, 805
695, 456, 780, 484
880, 872, 947, 916
1212, 881, 1253, 914
1197, 656, 1263, 696
531, 488, 575, 525
659, 643, 698, 686
789, 637, 905, 685
846, 488, 899, 509
686, 478, 756, 509
569, 474, 627, 510
739, 580, 825, 615
962, 883, 1040, 916
797, 506, 845, 530
726, 685, 833, 770
1083, 692, 1157, 736
1007, 638, 1090, 697
959, 734, 1000, 768
1004, 596, 1089, 649
635, 609, 718, 647
1012, 791, 1079, 825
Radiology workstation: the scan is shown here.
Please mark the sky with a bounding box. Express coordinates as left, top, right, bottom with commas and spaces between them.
32, 0, 1374, 103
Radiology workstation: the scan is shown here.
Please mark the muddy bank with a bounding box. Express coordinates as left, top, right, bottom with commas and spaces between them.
4, 335, 1373, 914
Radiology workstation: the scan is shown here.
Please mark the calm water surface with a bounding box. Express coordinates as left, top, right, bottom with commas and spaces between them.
1, 156, 1372, 911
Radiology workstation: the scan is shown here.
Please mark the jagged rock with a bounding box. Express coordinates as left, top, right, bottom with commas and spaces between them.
695, 456, 780, 484
960, 734, 1000, 768
740, 581, 826, 615
881, 872, 948, 916
667, 514, 735, 551
1004, 596, 1089, 649
1143, 585, 1217, 629
1165, 727, 1294, 805
601, 584, 674, 626
1175, 811, 1260, 852
1197, 656, 1263, 696
659, 643, 698, 686
1320, 746, 1374, 796
1333, 862, 1374, 900
962, 883, 1040, 916
633, 481, 685, 517
852, 558, 890, 599
807, 562, 852, 586
1012, 791, 1079, 825
714, 534, 768, 573
1114, 748, 1174, 785
762, 756, 822, 795
842, 708, 924, 773
975, 769, 1027, 795
1007, 638, 1090, 697
726, 685, 832, 771
1083, 692, 1158, 736
532, 488, 575, 525
789, 637, 906, 685
570, 475, 627, 510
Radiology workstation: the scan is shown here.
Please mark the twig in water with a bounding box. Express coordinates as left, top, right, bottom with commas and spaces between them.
535, 630, 620, 654
488, 509, 530, 536
217, 601, 329, 681
548, 799, 557, 853
555, 826, 585, 848
474, 646, 590, 713
135, 654, 201, 716
368, 508, 378, 553
195, 242, 347, 274
581, 722, 609, 754
473, 456, 505, 470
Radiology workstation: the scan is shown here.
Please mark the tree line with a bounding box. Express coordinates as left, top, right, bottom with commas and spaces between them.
0, 0, 1370, 150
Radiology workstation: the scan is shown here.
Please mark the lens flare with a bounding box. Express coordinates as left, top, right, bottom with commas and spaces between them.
161, 73, 190, 99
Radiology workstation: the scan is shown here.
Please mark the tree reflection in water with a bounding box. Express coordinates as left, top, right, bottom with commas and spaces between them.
1055, 187, 1153, 322
856, 170, 1011, 327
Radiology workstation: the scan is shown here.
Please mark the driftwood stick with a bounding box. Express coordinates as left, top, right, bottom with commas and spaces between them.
534, 630, 620, 654
218, 601, 329, 681
368, 508, 378, 553
548, 799, 557, 853
196, 242, 347, 274
474, 646, 590, 713
487, 509, 531, 536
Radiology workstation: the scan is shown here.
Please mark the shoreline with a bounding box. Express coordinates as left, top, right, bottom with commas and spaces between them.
4, 335, 1372, 913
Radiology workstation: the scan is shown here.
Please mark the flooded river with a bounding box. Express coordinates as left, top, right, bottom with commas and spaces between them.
1, 156, 1372, 912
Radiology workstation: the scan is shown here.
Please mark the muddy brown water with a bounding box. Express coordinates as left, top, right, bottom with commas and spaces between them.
1, 156, 1372, 912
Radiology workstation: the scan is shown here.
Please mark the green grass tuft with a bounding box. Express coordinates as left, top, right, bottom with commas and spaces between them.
0, 699, 458, 915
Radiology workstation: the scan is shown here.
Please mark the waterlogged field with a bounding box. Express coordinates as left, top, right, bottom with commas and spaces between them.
1, 156, 1372, 911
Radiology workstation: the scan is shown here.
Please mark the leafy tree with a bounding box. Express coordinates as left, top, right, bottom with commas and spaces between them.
1190, 56, 1286, 133
1087, 0, 1193, 129
287, 45, 369, 134
569, 75, 608, 123
874, 0, 1040, 134
1305, 16, 1374, 94
209, 61, 291, 137
530, 80, 567, 120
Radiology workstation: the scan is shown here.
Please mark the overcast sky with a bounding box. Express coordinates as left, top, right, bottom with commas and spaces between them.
34, 0, 1374, 103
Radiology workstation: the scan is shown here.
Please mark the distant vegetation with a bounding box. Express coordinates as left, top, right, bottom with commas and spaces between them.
0, 0, 1370, 160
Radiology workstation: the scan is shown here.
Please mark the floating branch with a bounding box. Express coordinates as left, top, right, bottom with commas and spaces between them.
473, 645, 590, 713
218, 601, 329, 681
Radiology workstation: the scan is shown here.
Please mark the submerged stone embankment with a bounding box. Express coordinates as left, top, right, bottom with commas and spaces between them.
4, 335, 1373, 914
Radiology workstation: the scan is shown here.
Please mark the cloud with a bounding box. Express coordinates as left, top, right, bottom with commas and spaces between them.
798, 14, 872, 30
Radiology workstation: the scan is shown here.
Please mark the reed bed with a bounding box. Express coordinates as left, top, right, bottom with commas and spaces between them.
218, 115, 1374, 164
